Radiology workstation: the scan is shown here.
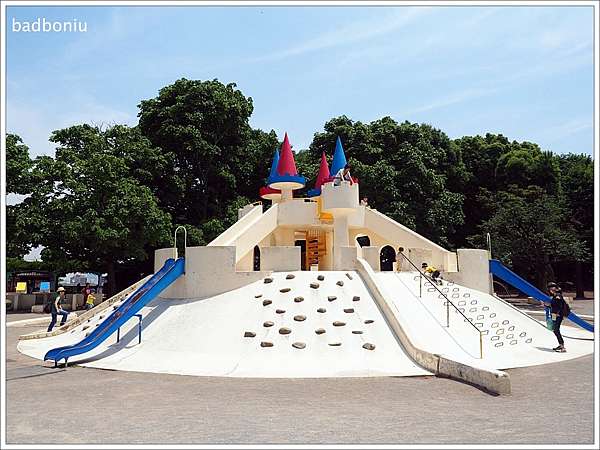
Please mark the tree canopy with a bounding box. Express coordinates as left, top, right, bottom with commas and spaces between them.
5, 78, 595, 294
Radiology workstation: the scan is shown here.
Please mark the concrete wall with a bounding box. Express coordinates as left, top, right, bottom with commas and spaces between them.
209, 204, 263, 246
361, 246, 380, 271
273, 227, 295, 246
444, 249, 492, 294
155, 246, 269, 299
337, 246, 358, 271
321, 181, 359, 212
260, 246, 301, 271
353, 209, 458, 271
236, 248, 254, 272
321, 230, 334, 270
6, 293, 85, 312
408, 248, 433, 269
277, 199, 319, 226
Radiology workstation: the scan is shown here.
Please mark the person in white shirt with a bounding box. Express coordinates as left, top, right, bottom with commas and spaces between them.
334, 164, 353, 186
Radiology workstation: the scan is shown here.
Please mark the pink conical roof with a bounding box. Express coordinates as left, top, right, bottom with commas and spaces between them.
276, 133, 298, 176
314, 152, 330, 189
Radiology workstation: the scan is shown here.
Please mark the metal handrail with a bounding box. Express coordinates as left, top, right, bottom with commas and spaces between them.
397, 251, 483, 359
173, 226, 187, 259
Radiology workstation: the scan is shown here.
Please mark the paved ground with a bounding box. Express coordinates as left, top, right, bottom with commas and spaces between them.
4, 323, 595, 445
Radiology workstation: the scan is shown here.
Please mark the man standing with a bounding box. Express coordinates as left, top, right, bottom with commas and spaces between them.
547, 282, 570, 352
47, 287, 69, 332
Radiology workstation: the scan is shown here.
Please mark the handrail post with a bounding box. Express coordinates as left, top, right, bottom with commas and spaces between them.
174, 226, 188, 259
480, 332, 483, 359
419, 273, 422, 298
446, 300, 450, 327
135, 314, 142, 344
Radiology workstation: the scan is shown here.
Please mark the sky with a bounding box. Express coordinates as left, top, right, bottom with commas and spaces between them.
6, 4, 595, 161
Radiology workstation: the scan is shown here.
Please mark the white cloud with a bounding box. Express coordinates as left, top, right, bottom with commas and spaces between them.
401, 87, 498, 115
246, 7, 431, 63
541, 118, 593, 143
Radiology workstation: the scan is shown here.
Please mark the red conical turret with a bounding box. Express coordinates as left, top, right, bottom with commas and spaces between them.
276, 132, 298, 176
268, 132, 306, 191
314, 152, 330, 189
307, 152, 330, 197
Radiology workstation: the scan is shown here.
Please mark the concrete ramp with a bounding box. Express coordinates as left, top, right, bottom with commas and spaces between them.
18, 271, 430, 378
393, 272, 593, 369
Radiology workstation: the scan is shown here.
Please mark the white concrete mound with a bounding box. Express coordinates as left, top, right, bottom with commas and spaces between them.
18, 271, 431, 378
18, 271, 593, 378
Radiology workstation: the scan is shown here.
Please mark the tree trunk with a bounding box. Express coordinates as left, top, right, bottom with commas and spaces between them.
106, 261, 116, 298
575, 261, 585, 299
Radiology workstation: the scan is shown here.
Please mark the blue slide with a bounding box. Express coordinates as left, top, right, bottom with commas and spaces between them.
489, 259, 593, 332
44, 257, 185, 366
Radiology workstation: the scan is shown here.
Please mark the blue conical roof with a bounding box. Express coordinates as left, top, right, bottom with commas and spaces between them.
330, 136, 347, 175
269, 148, 280, 178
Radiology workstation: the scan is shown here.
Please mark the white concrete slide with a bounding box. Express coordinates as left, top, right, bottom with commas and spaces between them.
18, 271, 430, 378
355, 258, 511, 395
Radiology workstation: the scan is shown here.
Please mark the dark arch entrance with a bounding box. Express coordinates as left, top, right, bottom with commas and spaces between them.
356, 235, 371, 247
253, 246, 260, 271
380, 245, 396, 271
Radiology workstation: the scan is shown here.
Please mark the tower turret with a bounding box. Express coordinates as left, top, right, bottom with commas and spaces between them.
307, 152, 330, 197
259, 149, 282, 202
268, 133, 305, 200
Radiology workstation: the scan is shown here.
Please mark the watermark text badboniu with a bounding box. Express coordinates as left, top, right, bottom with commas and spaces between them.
12, 17, 87, 33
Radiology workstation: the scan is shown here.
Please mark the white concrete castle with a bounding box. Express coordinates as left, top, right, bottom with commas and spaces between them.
18, 134, 593, 395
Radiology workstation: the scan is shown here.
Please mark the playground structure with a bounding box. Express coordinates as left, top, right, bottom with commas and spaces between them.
18, 134, 594, 395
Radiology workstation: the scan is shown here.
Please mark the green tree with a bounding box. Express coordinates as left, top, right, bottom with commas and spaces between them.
137, 78, 275, 240
557, 153, 594, 297
474, 186, 586, 289
305, 116, 466, 247
454, 134, 561, 247
6, 133, 33, 194
22, 124, 172, 294
6, 134, 35, 258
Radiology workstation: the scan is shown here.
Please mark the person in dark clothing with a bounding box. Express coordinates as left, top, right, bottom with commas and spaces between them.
47, 287, 69, 332
547, 281, 570, 352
